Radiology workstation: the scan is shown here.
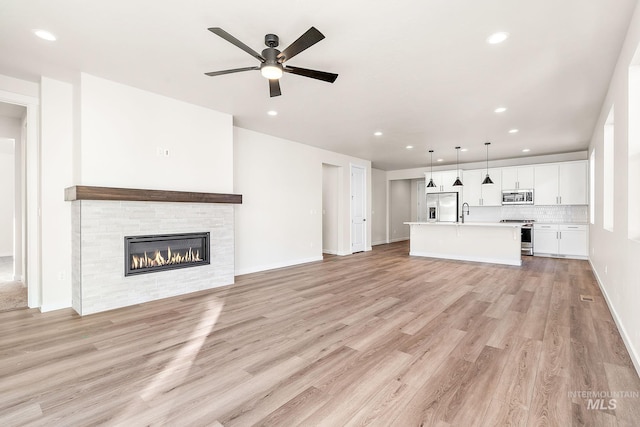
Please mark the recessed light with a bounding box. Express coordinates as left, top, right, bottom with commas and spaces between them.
374, 131, 383, 136
34, 29, 56, 41
494, 107, 507, 113
522, 148, 530, 152
508, 129, 519, 133
267, 110, 278, 116
437, 158, 444, 162
460, 148, 468, 152
406, 145, 414, 149
487, 32, 509, 44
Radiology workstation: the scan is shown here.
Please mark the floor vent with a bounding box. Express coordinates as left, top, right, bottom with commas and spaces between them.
580, 295, 595, 302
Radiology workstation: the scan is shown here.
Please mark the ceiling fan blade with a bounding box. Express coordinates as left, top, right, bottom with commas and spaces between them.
277, 27, 325, 62
269, 79, 282, 97
205, 66, 259, 77
208, 27, 265, 62
284, 66, 338, 83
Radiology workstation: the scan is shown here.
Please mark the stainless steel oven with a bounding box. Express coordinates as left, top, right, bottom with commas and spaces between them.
500, 219, 534, 256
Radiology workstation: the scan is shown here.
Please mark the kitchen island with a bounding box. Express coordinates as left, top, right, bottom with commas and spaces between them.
404, 222, 522, 266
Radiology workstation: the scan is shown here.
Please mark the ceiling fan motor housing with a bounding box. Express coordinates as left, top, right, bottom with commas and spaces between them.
265, 34, 279, 48
261, 47, 282, 70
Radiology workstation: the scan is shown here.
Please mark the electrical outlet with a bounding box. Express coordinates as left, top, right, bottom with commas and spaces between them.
163, 149, 170, 157
156, 147, 163, 157
605, 265, 608, 274
58, 271, 66, 281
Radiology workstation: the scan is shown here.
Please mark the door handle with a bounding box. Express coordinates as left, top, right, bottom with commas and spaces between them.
363, 218, 366, 221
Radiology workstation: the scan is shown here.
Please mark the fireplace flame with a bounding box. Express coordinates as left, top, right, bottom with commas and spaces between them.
131, 246, 202, 270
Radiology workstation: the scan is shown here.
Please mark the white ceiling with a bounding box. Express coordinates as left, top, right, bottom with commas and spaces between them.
0, 0, 636, 170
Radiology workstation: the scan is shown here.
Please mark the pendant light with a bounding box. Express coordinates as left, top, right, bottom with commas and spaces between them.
453, 146, 463, 186
427, 150, 436, 188
482, 141, 494, 185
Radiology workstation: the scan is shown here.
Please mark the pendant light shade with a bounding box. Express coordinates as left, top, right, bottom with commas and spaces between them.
482, 142, 494, 185
453, 146, 463, 186
427, 150, 437, 188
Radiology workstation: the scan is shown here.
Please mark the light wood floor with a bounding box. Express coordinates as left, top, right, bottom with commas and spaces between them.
1, 242, 639, 426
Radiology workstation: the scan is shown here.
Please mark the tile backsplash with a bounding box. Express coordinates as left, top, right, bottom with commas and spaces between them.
466, 205, 588, 223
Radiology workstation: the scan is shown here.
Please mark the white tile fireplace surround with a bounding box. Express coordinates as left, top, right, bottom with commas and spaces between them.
67, 186, 241, 316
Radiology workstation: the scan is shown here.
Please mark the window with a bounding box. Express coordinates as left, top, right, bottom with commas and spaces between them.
590, 148, 595, 225
603, 107, 614, 232
629, 54, 640, 240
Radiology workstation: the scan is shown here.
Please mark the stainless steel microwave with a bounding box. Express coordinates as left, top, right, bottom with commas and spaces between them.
502, 189, 534, 205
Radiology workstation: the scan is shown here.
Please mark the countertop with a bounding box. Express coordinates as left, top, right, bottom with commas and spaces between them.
404, 221, 522, 228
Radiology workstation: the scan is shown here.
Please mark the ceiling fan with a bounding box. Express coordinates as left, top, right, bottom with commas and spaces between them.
205, 27, 338, 97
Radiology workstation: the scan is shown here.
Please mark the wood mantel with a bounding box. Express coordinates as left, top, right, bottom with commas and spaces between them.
65, 186, 242, 204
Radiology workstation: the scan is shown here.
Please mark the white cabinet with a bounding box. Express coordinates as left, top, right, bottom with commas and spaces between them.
534, 224, 560, 253
462, 168, 502, 206
462, 169, 483, 206
534, 161, 588, 205
559, 162, 588, 205
558, 225, 588, 257
501, 166, 534, 190
534, 224, 588, 258
425, 170, 460, 193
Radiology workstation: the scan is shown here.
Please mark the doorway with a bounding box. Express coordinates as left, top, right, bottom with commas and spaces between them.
350, 164, 366, 253
322, 164, 339, 255
0, 102, 27, 311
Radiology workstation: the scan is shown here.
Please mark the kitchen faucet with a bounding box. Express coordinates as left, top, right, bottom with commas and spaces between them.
461, 202, 470, 223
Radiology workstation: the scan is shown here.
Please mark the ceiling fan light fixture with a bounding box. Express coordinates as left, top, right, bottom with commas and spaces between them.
261, 64, 283, 79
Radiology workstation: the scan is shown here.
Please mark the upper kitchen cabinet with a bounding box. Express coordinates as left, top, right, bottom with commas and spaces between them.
462, 169, 483, 206
424, 170, 460, 193
462, 168, 502, 206
501, 166, 534, 190
534, 161, 588, 205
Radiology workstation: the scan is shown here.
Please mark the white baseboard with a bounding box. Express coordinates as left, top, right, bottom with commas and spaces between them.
390, 237, 409, 243
534, 252, 588, 260
322, 249, 337, 255
235, 256, 324, 276
409, 251, 521, 267
588, 259, 640, 378
371, 240, 387, 246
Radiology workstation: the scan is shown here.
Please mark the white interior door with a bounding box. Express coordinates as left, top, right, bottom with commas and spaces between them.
351, 165, 366, 253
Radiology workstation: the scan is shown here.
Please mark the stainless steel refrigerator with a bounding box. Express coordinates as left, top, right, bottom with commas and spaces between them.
426, 192, 459, 222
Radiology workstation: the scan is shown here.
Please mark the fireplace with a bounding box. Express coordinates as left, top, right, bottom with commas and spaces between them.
125, 232, 210, 276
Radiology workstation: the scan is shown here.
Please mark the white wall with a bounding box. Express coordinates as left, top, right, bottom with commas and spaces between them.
371, 168, 387, 245
588, 1, 640, 375
0, 140, 13, 257
322, 164, 339, 254
40, 77, 74, 311
234, 127, 371, 275
389, 180, 411, 242
79, 73, 233, 193
386, 151, 588, 181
